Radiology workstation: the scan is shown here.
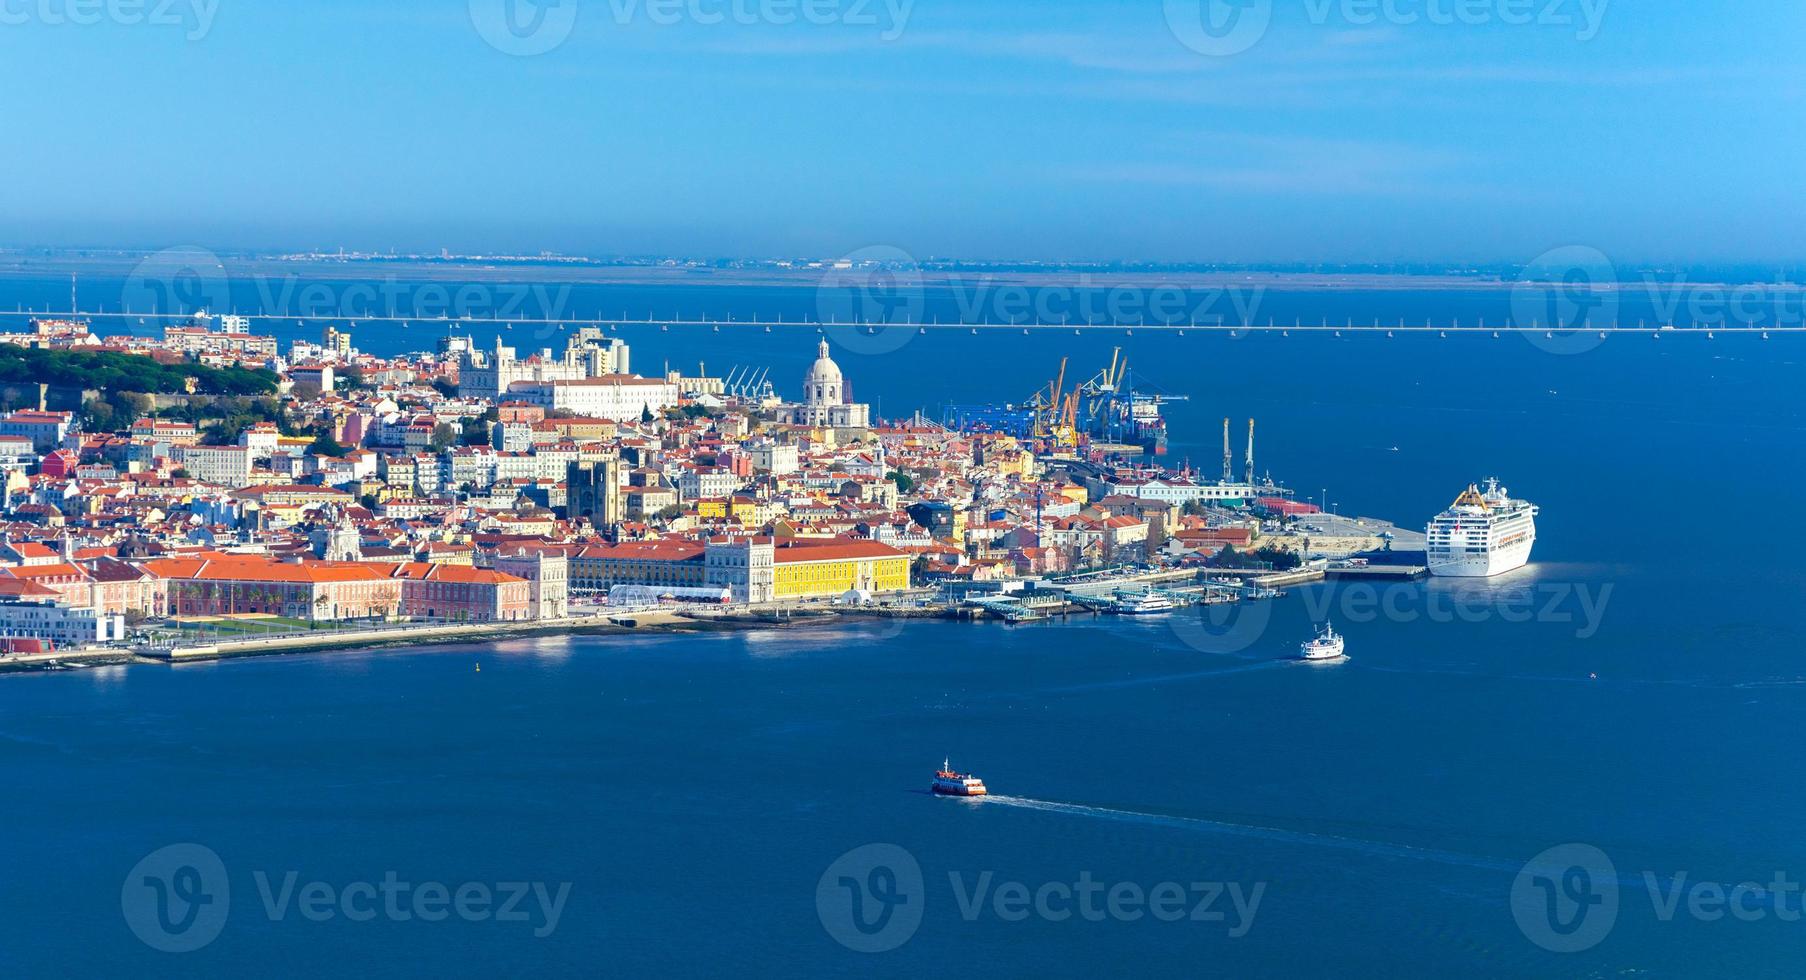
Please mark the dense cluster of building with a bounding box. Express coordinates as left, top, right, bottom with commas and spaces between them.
0, 315, 1353, 654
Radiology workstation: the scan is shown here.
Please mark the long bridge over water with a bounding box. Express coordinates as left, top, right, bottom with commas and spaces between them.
2, 309, 1796, 338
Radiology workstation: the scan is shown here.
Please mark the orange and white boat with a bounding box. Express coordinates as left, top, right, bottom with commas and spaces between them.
932, 759, 987, 796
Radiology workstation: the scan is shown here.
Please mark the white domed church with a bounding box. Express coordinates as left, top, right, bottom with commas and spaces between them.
775, 338, 871, 429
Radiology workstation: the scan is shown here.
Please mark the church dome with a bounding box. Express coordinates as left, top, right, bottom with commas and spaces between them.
805, 338, 843, 389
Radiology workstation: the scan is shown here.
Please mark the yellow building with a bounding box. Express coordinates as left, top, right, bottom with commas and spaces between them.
772, 540, 910, 599
990, 447, 1037, 480
695, 497, 758, 523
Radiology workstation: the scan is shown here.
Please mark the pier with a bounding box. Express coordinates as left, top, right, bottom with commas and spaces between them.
1324, 565, 1430, 582
962, 595, 1050, 624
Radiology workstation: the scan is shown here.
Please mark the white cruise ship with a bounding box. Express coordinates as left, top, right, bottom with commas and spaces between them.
1426, 478, 1538, 578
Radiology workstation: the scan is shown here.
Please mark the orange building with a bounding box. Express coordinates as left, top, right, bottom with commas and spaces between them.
141, 554, 404, 621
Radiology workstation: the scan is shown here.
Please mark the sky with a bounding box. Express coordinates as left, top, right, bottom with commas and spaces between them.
1, 0, 1801, 264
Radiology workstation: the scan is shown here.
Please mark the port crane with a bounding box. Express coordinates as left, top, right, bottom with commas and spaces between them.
722, 366, 775, 402
1029, 357, 1082, 453
1024, 348, 1188, 457
1073, 348, 1188, 455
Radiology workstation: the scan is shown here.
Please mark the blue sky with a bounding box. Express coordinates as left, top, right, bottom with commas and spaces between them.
1, 1, 1801, 263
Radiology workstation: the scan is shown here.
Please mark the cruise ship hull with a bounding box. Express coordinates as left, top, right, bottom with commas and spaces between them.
1427, 537, 1534, 578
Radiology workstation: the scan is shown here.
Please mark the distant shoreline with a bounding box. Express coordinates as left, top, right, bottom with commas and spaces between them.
4, 253, 1799, 293
0, 257, 1514, 290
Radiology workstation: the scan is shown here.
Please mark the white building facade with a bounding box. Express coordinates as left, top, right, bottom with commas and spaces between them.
704, 539, 776, 604
173, 445, 254, 488
508, 377, 679, 422
0, 598, 126, 647
495, 549, 570, 619
458, 330, 632, 400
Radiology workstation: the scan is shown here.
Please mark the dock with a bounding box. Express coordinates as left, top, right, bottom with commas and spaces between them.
136, 614, 632, 661
961, 596, 1050, 623
1324, 564, 1429, 581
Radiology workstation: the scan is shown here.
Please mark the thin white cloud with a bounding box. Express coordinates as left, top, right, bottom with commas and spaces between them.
1054, 128, 1544, 205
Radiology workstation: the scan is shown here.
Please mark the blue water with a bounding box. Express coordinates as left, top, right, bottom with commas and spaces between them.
4, 274, 1806, 976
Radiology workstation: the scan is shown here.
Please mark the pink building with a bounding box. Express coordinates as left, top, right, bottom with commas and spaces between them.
389, 563, 530, 622
336, 413, 369, 447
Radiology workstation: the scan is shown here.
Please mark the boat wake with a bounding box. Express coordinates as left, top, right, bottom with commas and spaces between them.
972, 795, 1785, 902
972, 795, 1553, 879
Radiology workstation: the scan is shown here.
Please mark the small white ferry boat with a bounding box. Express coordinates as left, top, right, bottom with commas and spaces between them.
1113, 591, 1176, 615
931, 759, 988, 796
1300, 622, 1348, 662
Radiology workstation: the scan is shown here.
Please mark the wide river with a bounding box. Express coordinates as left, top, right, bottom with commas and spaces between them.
4, 274, 1805, 975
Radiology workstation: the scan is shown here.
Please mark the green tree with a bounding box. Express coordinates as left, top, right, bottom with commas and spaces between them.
1207, 544, 1301, 572
429, 423, 459, 452
0, 346, 277, 396
200, 422, 237, 446
310, 434, 349, 457
81, 399, 115, 432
